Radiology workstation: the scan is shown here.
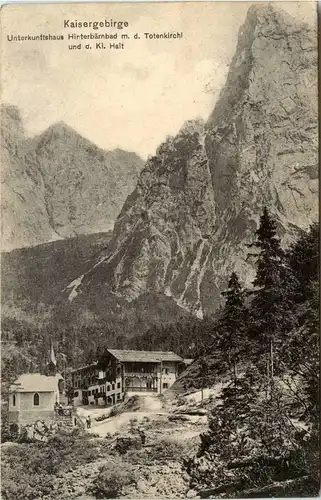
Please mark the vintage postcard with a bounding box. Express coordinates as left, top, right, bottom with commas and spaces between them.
0, 1, 319, 498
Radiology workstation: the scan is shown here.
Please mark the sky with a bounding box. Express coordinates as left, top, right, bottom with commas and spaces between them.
1, 1, 316, 159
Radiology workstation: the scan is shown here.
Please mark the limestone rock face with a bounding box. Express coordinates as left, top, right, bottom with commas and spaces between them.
205, 4, 318, 290
68, 6, 318, 315
1, 106, 144, 251
67, 119, 217, 317
1, 104, 57, 251
68, 5, 317, 316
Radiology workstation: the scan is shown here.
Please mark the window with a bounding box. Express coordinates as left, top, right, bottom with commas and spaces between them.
162, 383, 168, 389
117, 382, 120, 389
12, 394, 16, 407
107, 385, 110, 392
112, 383, 115, 390
74, 391, 79, 397
88, 390, 91, 396
163, 368, 169, 375
117, 393, 121, 400
96, 388, 99, 394
33, 393, 40, 406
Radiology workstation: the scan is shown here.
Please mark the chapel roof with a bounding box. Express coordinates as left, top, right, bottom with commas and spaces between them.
10, 373, 62, 392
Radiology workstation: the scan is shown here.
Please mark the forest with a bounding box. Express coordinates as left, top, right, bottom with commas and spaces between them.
181, 208, 319, 496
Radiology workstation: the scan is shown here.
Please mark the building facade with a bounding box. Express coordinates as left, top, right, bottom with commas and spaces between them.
8, 373, 67, 431
71, 349, 183, 406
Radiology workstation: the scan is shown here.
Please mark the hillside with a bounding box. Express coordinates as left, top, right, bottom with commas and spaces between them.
2, 229, 193, 372
1, 105, 144, 251
2, 232, 112, 306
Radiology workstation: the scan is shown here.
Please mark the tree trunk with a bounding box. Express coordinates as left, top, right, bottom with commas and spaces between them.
270, 336, 274, 397
266, 346, 270, 399
233, 361, 237, 433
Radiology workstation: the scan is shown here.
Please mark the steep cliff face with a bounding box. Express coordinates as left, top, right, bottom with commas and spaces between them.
67, 5, 318, 317
1, 106, 144, 251
29, 123, 144, 240
205, 4, 318, 288
1, 104, 57, 251
66, 119, 217, 317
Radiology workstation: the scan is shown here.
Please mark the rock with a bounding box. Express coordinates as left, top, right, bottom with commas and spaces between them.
1, 105, 144, 251
179, 409, 208, 416
65, 4, 317, 318
169, 414, 191, 422
187, 489, 198, 498
137, 479, 148, 492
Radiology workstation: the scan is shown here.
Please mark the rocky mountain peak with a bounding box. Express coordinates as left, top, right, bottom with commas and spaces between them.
67, 4, 318, 318
1, 105, 144, 251
206, 1, 317, 229
39, 121, 79, 139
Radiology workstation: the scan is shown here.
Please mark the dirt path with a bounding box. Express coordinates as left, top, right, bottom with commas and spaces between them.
78, 394, 167, 437
137, 394, 163, 412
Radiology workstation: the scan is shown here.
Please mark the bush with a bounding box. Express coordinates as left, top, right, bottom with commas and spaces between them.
1, 429, 100, 499
148, 438, 185, 462
91, 460, 135, 498
109, 406, 119, 417
114, 435, 142, 454
176, 396, 185, 407
95, 413, 110, 422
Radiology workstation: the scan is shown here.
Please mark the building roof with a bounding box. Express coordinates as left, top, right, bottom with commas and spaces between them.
71, 362, 98, 373
107, 349, 183, 363
10, 373, 62, 392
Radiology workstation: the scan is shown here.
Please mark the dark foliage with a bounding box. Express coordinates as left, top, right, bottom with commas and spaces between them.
186, 212, 319, 497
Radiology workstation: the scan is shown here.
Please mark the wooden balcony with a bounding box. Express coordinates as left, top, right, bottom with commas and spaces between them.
127, 387, 157, 393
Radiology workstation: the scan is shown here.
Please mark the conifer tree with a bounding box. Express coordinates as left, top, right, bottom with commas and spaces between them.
218, 272, 247, 426
288, 222, 319, 302
249, 207, 294, 397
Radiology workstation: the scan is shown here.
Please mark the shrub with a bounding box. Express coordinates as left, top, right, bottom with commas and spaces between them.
114, 435, 142, 454
91, 460, 135, 498
148, 438, 185, 462
109, 406, 119, 417
1, 429, 100, 499
95, 413, 110, 422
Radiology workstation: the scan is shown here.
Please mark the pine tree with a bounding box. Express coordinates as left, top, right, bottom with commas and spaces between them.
281, 224, 320, 424
288, 222, 319, 302
218, 272, 247, 427
249, 207, 295, 398
220, 272, 247, 357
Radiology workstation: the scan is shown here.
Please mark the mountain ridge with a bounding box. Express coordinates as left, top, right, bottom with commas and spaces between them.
1, 105, 144, 251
